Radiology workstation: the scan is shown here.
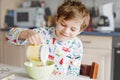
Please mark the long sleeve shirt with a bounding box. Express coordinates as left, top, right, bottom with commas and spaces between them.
6, 27, 83, 76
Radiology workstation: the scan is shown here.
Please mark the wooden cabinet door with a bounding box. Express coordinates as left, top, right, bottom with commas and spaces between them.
0, 31, 4, 63
3, 40, 27, 67
82, 48, 111, 80
0, 40, 2, 63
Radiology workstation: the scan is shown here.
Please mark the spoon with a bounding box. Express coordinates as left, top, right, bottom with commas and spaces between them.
40, 44, 49, 66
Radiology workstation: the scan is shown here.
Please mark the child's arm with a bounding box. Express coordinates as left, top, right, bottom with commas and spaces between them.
6, 28, 26, 45
6, 27, 44, 45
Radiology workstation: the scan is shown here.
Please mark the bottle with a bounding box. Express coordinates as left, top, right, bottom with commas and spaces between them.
35, 8, 46, 28
87, 17, 92, 32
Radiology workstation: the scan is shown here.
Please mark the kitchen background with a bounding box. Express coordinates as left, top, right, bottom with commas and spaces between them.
0, 0, 120, 80
45, 0, 120, 28
0, 0, 120, 29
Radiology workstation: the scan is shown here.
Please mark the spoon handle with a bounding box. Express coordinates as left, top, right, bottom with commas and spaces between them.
40, 44, 49, 66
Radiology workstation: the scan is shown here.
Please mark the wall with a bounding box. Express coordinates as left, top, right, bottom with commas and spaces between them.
45, 0, 64, 15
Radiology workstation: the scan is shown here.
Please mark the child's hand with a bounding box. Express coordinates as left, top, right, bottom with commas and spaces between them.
19, 30, 44, 45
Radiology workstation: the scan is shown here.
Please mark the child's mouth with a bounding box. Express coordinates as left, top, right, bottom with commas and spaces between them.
60, 32, 69, 37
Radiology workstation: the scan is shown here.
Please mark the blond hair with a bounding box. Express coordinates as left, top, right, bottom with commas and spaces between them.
57, 0, 90, 31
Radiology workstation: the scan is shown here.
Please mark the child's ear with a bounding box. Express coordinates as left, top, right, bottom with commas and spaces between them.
55, 14, 59, 24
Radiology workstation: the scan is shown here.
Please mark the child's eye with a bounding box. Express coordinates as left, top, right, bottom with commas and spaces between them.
61, 23, 66, 27
71, 29, 76, 32
71, 28, 76, 32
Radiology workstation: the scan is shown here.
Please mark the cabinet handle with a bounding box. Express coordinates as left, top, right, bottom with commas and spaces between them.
82, 41, 91, 44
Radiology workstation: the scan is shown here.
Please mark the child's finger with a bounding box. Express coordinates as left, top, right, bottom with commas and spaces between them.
39, 34, 45, 44
53, 70, 62, 75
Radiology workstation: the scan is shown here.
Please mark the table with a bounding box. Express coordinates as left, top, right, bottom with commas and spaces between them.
0, 64, 90, 80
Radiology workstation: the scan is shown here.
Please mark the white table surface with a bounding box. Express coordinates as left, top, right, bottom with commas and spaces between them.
0, 64, 90, 80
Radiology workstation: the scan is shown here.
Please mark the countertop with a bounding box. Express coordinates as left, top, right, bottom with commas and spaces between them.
81, 31, 120, 37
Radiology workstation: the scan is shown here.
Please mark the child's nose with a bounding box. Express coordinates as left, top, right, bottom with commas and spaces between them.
63, 28, 69, 33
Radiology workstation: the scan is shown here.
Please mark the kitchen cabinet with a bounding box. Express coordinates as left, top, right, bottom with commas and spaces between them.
0, 0, 28, 65
3, 40, 27, 67
3, 42, 27, 67
0, 31, 4, 63
78, 35, 112, 80
0, 31, 27, 67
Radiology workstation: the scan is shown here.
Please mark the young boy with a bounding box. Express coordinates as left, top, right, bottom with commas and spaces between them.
6, 0, 90, 76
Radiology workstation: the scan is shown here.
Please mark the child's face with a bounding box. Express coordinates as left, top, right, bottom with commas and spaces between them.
55, 17, 82, 41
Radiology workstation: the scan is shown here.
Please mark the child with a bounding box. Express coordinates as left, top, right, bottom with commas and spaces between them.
6, 0, 90, 76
